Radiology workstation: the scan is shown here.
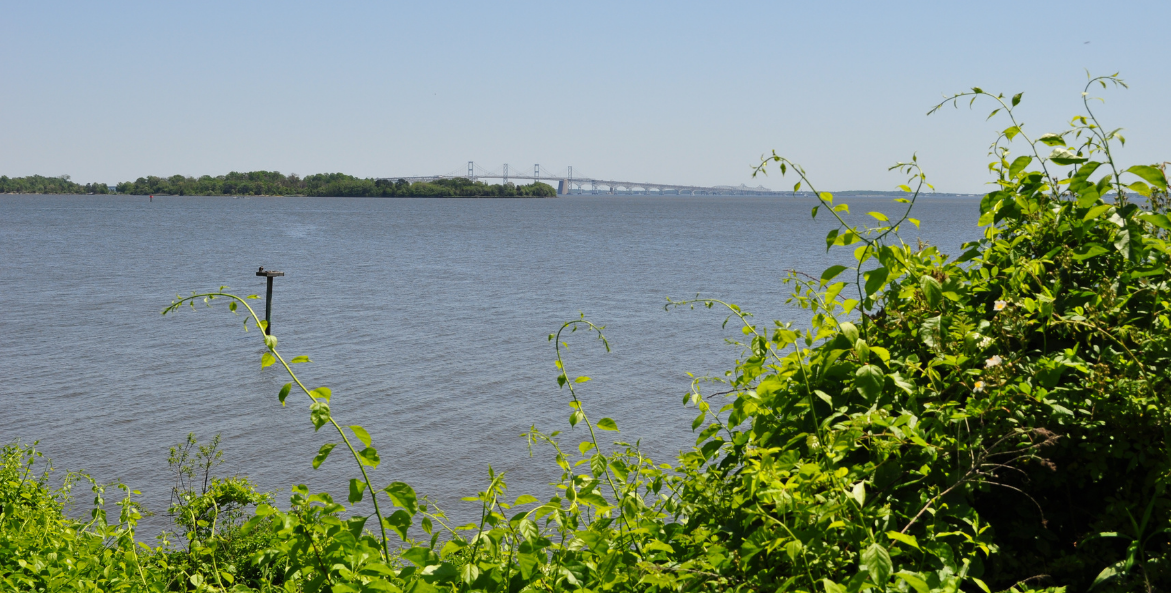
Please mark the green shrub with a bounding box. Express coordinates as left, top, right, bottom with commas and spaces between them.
5, 74, 1169, 592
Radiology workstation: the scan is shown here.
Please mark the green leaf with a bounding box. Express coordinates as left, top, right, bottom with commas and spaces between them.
867, 211, 889, 222
839, 322, 860, 343
290, 355, 311, 364
384, 482, 418, 515
349, 425, 372, 447
861, 543, 893, 585
1011, 92, 1022, 106
1049, 147, 1088, 165
569, 410, 585, 427
1009, 155, 1032, 178
971, 577, 992, 593
863, 266, 890, 297
310, 387, 332, 402
348, 478, 367, 504
460, 564, 480, 585
1003, 125, 1020, 140
517, 552, 540, 579
1126, 165, 1168, 189
597, 417, 619, 431
590, 454, 607, 477
277, 383, 291, 406
1114, 227, 1132, 257
822, 579, 846, 593
313, 443, 337, 469
1084, 204, 1112, 221
1038, 133, 1066, 146
516, 518, 538, 541
920, 276, 942, 308
260, 352, 275, 368
691, 412, 706, 430
358, 447, 380, 468
894, 572, 930, 593
309, 402, 330, 431
855, 365, 884, 400
920, 316, 941, 349
383, 510, 412, 541
513, 494, 539, 506
886, 531, 921, 550
1089, 560, 1128, 590
1072, 243, 1108, 261
1139, 212, 1171, 231
820, 265, 849, 286
400, 547, 439, 569
1129, 181, 1152, 197
1070, 161, 1103, 192
574, 376, 591, 383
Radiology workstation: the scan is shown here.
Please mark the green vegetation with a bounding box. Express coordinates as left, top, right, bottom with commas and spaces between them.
1, 172, 556, 197
0, 174, 110, 194
4, 75, 1171, 592
114, 173, 557, 198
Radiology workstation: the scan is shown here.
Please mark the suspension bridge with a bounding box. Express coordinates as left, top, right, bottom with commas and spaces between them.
378, 162, 785, 196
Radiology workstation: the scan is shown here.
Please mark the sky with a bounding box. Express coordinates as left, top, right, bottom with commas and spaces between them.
2, 1, 1168, 193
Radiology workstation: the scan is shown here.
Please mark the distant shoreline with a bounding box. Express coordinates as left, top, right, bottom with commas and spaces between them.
2, 172, 559, 198
2, 191, 988, 198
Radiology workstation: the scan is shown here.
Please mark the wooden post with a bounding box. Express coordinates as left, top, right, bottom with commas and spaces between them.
256, 267, 285, 335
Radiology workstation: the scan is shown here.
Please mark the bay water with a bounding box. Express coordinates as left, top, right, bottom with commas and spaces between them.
0, 193, 981, 536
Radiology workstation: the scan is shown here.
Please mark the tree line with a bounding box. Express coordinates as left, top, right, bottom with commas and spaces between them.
0, 174, 110, 194
2, 171, 557, 197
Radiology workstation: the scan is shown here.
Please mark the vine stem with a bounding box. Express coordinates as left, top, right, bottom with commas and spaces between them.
752, 155, 927, 340
163, 291, 392, 559
551, 319, 643, 555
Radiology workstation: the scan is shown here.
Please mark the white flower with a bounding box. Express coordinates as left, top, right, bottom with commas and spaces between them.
979, 336, 994, 349
973, 380, 986, 393
993, 300, 1008, 311
985, 355, 1003, 368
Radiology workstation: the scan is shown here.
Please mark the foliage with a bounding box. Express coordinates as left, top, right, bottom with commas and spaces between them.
167, 433, 279, 589
0, 442, 161, 591
0, 174, 110, 194
112, 172, 557, 197
4, 75, 1170, 592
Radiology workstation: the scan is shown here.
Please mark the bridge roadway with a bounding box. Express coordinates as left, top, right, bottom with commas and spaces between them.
376, 173, 785, 196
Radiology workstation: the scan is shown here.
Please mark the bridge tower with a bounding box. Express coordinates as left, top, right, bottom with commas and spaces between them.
503, 164, 508, 185
468, 161, 474, 182
534, 164, 539, 183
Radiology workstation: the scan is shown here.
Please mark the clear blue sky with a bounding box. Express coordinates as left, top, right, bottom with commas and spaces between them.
3, 1, 1167, 192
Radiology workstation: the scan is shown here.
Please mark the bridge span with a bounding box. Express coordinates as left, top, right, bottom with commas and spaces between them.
378, 162, 785, 196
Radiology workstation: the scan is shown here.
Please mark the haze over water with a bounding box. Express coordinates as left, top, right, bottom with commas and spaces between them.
1, 193, 980, 535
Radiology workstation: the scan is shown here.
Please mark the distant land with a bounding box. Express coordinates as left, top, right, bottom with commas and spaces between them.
1, 172, 556, 198
0, 175, 113, 195
0, 172, 983, 198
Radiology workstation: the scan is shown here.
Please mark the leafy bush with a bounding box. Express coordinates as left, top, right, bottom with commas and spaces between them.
4, 74, 1169, 592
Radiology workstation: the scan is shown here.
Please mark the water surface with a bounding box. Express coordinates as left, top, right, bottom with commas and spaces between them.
0, 193, 981, 535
